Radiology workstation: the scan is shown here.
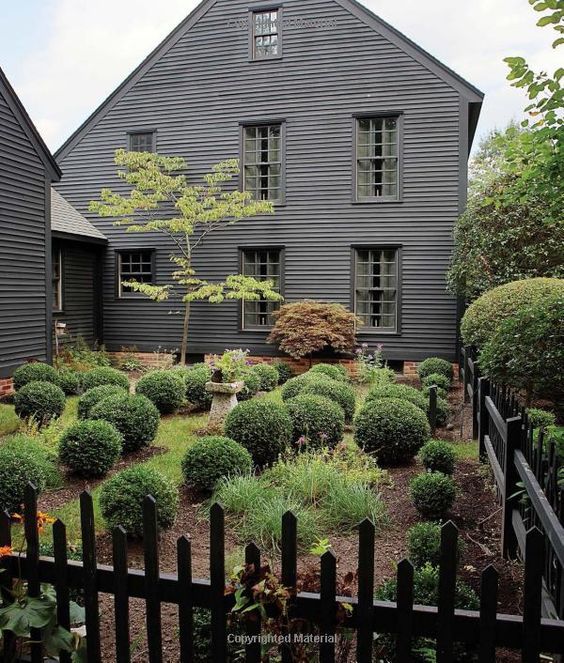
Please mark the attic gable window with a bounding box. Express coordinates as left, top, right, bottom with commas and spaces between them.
252, 9, 281, 59
128, 131, 155, 153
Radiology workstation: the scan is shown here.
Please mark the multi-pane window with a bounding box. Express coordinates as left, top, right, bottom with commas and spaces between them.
52, 249, 63, 311
242, 249, 282, 328
243, 125, 282, 202
356, 117, 399, 200
118, 251, 154, 297
252, 10, 280, 59
355, 248, 398, 332
128, 131, 155, 153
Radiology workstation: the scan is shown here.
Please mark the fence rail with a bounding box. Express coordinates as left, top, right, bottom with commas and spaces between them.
1, 485, 564, 662
462, 345, 564, 622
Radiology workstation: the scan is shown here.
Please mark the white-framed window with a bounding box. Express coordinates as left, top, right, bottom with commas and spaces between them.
117, 250, 154, 298
251, 9, 280, 59
52, 248, 63, 312
354, 248, 399, 332
241, 248, 282, 328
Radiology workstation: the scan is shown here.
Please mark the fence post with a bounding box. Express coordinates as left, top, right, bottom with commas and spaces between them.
471, 359, 479, 440
463, 347, 470, 403
477, 377, 490, 460
428, 386, 437, 433
501, 417, 522, 559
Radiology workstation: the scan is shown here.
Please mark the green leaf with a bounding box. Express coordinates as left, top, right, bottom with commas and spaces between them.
44, 625, 75, 656
69, 601, 85, 626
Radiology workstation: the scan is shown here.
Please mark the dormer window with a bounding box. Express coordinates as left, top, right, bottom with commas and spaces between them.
251, 8, 281, 59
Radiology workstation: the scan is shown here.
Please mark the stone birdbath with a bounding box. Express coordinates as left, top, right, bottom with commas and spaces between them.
205, 369, 244, 430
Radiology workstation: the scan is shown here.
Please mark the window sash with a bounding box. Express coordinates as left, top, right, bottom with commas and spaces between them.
52, 249, 63, 312
355, 249, 398, 332
129, 132, 155, 153
242, 249, 282, 328
118, 251, 154, 297
356, 117, 399, 200
253, 10, 279, 59
243, 125, 283, 202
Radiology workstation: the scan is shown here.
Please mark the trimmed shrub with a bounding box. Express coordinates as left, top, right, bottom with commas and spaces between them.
250, 363, 279, 392
280, 373, 332, 401
461, 278, 563, 348
14, 381, 66, 424
528, 408, 556, 431
309, 363, 348, 382
479, 286, 564, 401
410, 472, 457, 519
0, 446, 47, 512
99, 466, 178, 536
285, 394, 345, 449
224, 400, 292, 467
272, 361, 294, 384
13, 362, 58, 390
181, 436, 253, 492
82, 366, 129, 391
0, 434, 61, 489
301, 379, 356, 423
422, 384, 448, 400
407, 522, 442, 568
365, 383, 428, 413
420, 440, 456, 475
77, 385, 127, 420
181, 365, 213, 410
435, 396, 450, 428
354, 398, 430, 465
136, 370, 185, 414
59, 420, 123, 478
421, 373, 451, 392
417, 358, 454, 382
56, 368, 82, 395
90, 393, 160, 453
238, 370, 261, 402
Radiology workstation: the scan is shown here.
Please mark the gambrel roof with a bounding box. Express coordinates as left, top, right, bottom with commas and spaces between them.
55, 0, 484, 162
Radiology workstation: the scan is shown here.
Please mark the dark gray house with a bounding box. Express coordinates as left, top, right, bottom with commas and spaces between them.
0, 67, 107, 389
52, 0, 483, 365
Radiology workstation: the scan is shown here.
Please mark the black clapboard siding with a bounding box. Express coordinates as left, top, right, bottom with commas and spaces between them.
55, 0, 482, 361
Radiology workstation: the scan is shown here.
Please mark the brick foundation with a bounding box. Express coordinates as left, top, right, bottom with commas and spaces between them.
109, 352, 174, 370
0, 378, 14, 396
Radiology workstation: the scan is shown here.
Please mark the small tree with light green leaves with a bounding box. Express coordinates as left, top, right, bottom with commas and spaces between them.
90, 151, 283, 363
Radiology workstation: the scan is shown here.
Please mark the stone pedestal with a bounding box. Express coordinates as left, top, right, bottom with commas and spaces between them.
205, 381, 244, 430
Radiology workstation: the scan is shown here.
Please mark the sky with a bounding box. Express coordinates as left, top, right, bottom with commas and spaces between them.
0, 0, 560, 154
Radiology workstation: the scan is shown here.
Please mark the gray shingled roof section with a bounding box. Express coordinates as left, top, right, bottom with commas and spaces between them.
51, 188, 107, 241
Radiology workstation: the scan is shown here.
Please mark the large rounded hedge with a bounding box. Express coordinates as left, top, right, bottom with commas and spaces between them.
354, 398, 431, 465
181, 436, 253, 492
0, 447, 47, 512
180, 365, 213, 410
286, 394, 345, 449
461, 278, 563, 348
90, 393, 160, 453
224, 400, 292, 467
99, 466, 178, 536
365, 383, 428, 413
14, 381, 66, 424
59, 420, 123, 478
238, 370, 261, 402
136, 370, 185, 414
280, 373, 333, 401
13, 363, 58, 391
301, 379, 356, 423
56, 368, 82, 395
308, 363, 348, 382
417, 358, 454, 382
81, 366, 130, 392
250, 363, 279, 392
77, 385, 128, 420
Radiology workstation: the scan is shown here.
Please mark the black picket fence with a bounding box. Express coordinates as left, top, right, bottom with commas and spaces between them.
1, 485, 564, 662
461, 346, 564, 621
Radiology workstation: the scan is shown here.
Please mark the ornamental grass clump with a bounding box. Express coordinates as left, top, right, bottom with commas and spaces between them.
250, 363, 279, 391
410, 472, 457, 520
100, 466, 178, 536
59, 419, 123, 478
301, 378, 356, 423
14, 381, 66, 425
136, 370, 185, 414
354, 398, 430, 465
419, 440, 456, 475
77, 385, 127, 419
417, 358, 454, 382
12, 362, 58, 391
81, 366, 130, 391
285, 394, 345, 449
181, 436, 253, 492
90, 392, 160, 453
224, 400, 292, 467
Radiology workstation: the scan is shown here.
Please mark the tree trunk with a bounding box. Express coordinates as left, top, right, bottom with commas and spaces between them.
180, 301, 191, 365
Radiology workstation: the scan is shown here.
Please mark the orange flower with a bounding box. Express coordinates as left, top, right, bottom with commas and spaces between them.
36, 512, 55, 534
11, 514, 23, 523
0, 546, 13, 559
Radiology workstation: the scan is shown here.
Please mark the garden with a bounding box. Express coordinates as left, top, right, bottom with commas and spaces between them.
0, 320, 536, 661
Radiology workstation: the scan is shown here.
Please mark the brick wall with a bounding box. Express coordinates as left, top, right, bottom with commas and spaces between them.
109, 352, 174, 370
0, 378, 14, 397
